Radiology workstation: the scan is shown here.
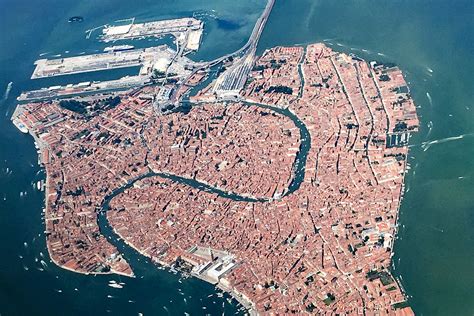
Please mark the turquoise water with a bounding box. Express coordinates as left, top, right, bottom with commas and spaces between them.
259, 1, 473, 315
0, 0, 265, 314
1, 0, 473, 315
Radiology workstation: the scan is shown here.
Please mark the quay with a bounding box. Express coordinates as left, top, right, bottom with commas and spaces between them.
17, 76, 151, 102
31, 45, 190, 79
23, 44, 197, 102
100, 17, 204, 51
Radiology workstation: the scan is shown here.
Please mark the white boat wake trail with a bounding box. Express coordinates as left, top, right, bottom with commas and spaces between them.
1, 81, 12, 108
425, 121, 434, 139
417, 133, 474, 151
426, 92, 433, 108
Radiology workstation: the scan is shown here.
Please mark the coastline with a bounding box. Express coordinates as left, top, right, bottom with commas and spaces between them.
11, 41, 419, 314
100, 200, 259, 315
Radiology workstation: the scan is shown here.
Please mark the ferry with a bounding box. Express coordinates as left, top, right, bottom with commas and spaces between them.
103, 45, 135, 53
108, 280, 124, 289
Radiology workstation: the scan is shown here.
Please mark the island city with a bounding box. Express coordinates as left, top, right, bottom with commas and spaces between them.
11, 1, 418, 314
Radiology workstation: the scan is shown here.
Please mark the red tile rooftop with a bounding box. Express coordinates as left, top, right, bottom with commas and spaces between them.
15, 42, 418, 314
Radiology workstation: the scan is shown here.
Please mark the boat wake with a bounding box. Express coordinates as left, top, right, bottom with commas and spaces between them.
426, 92, 433, 107
2, 82, 12, 101
418, 133, 474, 151
426, 120, 433, 139
0, 82, 13, 113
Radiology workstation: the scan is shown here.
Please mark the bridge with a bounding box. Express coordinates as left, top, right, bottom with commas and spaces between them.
166, 0, 275, 106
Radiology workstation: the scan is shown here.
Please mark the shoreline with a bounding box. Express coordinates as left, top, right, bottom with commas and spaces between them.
100, 202, 259, 315
11, 41, 418, 314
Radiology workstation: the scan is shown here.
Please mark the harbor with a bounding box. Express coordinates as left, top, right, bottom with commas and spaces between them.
99, 17, 204, 52
20, 43, 198, 102
31, 46, 190, 79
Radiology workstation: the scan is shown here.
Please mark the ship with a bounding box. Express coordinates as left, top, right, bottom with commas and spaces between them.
3, 81, 12, 100
103, 45, 135, 53
12, 118, 28, 133
108, 280, 124, 289
68, 16, 84, 23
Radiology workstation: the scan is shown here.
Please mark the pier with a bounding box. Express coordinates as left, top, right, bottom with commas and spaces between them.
31, 46, 184, 79
100, 17, 204, 51
23, 45, 196, 102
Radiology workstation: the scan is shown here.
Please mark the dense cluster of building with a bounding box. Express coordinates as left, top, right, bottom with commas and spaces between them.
13, 43, 418, 315
144, 103, 299, 198
12, 93, 299, 274
13, 96, 154, 276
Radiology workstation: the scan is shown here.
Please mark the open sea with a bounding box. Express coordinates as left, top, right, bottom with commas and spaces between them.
0, 0, 472, 315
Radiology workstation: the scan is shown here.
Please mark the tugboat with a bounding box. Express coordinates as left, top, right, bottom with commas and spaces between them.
68, 16, 84, 23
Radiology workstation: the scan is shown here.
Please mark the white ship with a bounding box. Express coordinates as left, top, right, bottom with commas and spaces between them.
103, 45, 134, 53
108, 280, 124, 289
12, 118, 28, 133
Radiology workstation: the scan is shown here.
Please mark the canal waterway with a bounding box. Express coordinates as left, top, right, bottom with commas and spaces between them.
258, 1, 474, 315
96, 94, 315, 262
0, 0, 266, 314
244, 101, 311, 197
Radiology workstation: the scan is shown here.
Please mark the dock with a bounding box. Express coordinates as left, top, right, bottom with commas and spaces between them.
100, 17, 204, 51
17, 76, 151, 102
23, 44, 197, 102
31, 46, 185, 79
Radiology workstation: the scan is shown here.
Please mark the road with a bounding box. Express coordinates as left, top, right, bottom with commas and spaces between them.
166, 0, 275, 106
206, 0, 275, 67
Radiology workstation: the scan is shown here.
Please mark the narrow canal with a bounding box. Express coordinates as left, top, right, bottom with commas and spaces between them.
97, 100, 313, 277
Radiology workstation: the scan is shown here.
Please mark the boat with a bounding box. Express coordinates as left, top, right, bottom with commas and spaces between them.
12, 119, 28, 133
104, 45, 135, 53
68, 16, 84, 23
3, 81, 12, 100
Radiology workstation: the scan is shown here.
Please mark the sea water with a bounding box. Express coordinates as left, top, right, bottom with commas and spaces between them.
0, 0, 472, 315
